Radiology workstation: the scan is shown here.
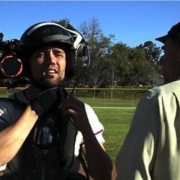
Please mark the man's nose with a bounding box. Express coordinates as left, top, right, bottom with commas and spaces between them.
45, 50, 56, 64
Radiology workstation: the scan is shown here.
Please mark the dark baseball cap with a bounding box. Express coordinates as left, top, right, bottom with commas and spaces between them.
156, 22, 180, 43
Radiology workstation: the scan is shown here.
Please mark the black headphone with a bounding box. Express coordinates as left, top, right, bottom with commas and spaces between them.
63, 23, 90, 77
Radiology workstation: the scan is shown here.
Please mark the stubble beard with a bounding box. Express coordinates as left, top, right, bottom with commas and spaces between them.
35, 76, 64, 89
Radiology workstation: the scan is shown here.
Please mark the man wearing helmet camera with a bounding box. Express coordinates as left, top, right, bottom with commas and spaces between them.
0, 22, 113, 180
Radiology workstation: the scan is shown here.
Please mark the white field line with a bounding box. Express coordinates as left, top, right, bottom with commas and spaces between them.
92, 107, 136, 109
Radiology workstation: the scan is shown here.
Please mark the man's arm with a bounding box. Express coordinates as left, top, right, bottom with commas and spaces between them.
0, 106, 38, 166
62, 97, 113, 180
0, 87, 64, 167
81, 126, 113, 180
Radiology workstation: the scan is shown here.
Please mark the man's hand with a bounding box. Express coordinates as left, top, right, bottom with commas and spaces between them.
30, 87, 67, 117
61, 96, 89, 132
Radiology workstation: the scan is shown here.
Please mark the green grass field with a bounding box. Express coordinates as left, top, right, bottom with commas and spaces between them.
94, 108, 135, 162
78, 97, 137, 162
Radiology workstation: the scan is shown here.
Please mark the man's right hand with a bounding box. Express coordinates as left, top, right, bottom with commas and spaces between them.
30, 87, 67, 117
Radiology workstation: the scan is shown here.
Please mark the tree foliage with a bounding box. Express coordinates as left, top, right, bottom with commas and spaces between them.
52, 18, 162, 87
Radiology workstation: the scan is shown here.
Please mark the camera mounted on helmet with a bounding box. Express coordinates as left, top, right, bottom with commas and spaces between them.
0, 32, 25, 83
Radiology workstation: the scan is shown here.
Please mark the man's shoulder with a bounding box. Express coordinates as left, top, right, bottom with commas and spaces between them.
8, 89, 29, 104
154, 80, 180, 95
84, 103, 93, 110
160, 80, 180, 90
0, 97, 25, 126
8, 89, 23, 100
84, 103, 97, 116
144, 80, 180, 100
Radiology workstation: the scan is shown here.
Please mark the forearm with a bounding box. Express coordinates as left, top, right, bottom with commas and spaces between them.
0, 105, 38, 166
61, 97, 113, 179
82, 127, 113, 180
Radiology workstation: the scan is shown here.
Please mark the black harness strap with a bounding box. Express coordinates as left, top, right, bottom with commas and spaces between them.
77, 144, 90, 180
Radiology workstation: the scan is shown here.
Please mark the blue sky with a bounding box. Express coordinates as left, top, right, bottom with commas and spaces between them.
0, 1, 180, 48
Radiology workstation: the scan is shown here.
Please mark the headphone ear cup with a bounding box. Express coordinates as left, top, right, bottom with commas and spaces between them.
65, 51, 76, 78
65, 43, 90, 78
76, 42, 90, 67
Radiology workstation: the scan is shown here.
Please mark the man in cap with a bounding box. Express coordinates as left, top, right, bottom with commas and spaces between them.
115, 22, 180, 180
0, 21, 113, 180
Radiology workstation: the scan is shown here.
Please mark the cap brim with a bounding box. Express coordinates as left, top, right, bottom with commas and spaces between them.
155, 35, 168, 43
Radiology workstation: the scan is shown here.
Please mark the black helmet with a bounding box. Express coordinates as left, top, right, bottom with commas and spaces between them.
20, 21, 89, 78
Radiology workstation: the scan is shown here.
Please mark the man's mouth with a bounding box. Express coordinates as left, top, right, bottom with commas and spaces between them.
43, 68, 58, 76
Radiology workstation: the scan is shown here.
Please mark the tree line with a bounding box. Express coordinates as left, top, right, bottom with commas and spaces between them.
56, 17, 162, 88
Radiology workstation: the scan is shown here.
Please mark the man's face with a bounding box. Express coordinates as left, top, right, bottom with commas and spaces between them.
29, 46, 66, 88
160, 38, 180, 84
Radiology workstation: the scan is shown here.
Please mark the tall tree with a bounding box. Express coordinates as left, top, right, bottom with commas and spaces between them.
110, 43, 132, 86
138, 41, 162, 85
139, 41, 161, 63
79, 17, 115, 87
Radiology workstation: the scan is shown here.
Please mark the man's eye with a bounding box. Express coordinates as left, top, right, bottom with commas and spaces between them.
52, 49, 65, 56
55, 52, 63, 56
36, 52, 45, 58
